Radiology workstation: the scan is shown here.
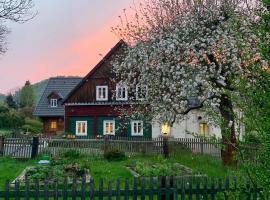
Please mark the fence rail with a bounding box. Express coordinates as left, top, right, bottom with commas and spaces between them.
0, 176, 261, 199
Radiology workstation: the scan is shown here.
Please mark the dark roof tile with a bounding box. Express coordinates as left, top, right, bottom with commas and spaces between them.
33, 77, 82, 117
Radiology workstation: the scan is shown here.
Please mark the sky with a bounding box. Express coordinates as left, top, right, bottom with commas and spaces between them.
0, 0, 134, 94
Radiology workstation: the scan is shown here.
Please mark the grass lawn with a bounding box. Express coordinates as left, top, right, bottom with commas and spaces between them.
0, 157, 35, 189
88, 154, 237, 181
0, 151, 239, 189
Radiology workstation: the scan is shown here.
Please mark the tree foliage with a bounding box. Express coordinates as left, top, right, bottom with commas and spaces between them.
5, 93, 17, 109
19, 80, 35, 108
235, 0, 270, 197
113, 0, 268, 165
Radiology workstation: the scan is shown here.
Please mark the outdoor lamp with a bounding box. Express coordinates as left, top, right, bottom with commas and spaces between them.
161, 122, 171, 136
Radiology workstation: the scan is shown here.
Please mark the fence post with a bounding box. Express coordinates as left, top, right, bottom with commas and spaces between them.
31, 136, 39, 159
200, 138, 204, 154
161, 176, 174, 200
163, 137, 169, 158
104, 135, 110, 155
0, 136, 4, 156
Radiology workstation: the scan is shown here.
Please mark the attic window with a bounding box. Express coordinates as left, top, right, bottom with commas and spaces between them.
50, 99, 58, 107
136, 85, 148, 101
96, 86, 108, 101
116, 84, 128, 101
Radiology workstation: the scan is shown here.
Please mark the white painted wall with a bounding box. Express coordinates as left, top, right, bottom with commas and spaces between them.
152, 109, 222, 138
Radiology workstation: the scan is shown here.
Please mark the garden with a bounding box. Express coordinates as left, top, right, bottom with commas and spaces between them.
0, 148, 238, 189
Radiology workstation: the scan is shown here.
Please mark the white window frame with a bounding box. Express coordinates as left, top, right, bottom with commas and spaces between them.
103, 120, 115, 135
96, 86, 108, 101
136, 85, 148, 101
116, 84, 128, 101
76, 121, 88, 136
50, 99, 58, 107
131, 120, 144, 136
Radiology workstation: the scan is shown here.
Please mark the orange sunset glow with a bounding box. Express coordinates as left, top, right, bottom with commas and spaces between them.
0, 0, 134, 93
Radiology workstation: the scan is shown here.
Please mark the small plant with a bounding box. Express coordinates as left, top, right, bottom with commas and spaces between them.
104, 149, 126, 161
63, 150, 83, 160
26, 165, 50, 180
132, 161, 193, 177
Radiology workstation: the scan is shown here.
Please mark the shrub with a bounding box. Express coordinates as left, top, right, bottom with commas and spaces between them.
22, 118, 43, 134
104, 149, 126, 161
63, 150, 83, 160
18, 107, 34, 118
0, 104, 9, 114
0, 112, 24, 129
244, 133, 261, 144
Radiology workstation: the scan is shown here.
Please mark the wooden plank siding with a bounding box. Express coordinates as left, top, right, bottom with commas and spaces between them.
64, 41, 127, 104
42, 117, 64, 135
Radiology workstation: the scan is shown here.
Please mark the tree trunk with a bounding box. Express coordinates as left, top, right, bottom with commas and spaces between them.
219, 94, 237, 166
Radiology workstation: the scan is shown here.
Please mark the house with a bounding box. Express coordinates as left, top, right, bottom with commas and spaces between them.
33, 77, 82, 135
62, 40, 152, 138
61, 40, 238, 139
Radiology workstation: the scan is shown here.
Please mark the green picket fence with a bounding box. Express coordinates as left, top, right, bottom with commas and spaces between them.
0, 176, 262, 199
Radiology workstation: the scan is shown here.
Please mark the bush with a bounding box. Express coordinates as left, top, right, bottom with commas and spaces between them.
22, 118, 43, 134
104, 149, 126, 161
244, 133, 261, 144
0, 104, 9, 114
18, 107, 34, 118
63, 150, 83, 160
0, 112, 24, 129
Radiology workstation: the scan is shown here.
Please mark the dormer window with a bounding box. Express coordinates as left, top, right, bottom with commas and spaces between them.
116, 84, 128, 101
96, 86, 108, 101
136, 85, 148, 100
50, 99, 58, 107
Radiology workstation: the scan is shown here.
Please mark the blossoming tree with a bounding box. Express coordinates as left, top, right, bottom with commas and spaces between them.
112, 0, 267, 165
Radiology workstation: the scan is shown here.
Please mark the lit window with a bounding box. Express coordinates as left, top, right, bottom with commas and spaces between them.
103, 120, 115, 135
50, 99, 58, 107
116, 84, 128, 101
136, 85, 148, 100
50, 121, 57, 130
131, 120, 143, 136
199, 122, 209, 136
96, 86, 108, 101
76, 121, 88, 136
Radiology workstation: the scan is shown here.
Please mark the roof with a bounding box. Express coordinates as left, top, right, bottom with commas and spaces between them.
33, 77, 82, 117
62, 40, 127, 104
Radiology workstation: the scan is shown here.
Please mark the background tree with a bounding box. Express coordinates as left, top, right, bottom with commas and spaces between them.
19, 80, 35, 108
113, 0, 267, 165
234, 0, 270, 197
5, 93, 17, 109
0, 0, 35, 55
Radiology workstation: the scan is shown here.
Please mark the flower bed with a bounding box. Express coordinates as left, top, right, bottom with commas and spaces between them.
127, 160, 197, 177
14, 150, 91, 184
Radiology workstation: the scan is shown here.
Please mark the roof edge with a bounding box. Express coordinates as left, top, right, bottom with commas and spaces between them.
62, 39, 127, 104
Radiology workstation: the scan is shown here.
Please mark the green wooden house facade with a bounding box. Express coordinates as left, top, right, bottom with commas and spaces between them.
63, 41, 152, 138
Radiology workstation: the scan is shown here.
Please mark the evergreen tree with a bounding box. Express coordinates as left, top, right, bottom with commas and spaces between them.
5, 93, 17, 109
19, 80, 35, 108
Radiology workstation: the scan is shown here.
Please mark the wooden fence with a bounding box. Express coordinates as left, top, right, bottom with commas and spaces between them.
0, 136, 49, 159
46, 137, 222, 157
0, 136, 258, 159
0, 176, 262, 199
